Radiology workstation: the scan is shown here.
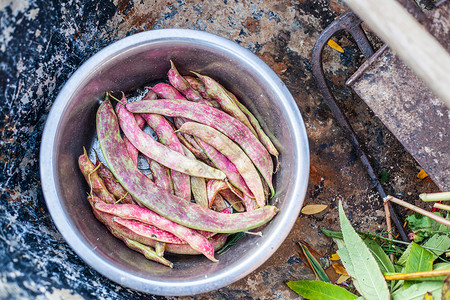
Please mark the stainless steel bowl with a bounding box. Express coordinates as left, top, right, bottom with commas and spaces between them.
40, 29, 309, 296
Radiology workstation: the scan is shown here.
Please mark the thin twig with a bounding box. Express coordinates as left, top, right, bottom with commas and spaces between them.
383, 200, 394, 263
384, 269, 450, 281
384, 195, 450, 227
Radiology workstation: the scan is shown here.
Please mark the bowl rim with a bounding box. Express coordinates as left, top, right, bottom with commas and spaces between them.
40, 28, 310, 296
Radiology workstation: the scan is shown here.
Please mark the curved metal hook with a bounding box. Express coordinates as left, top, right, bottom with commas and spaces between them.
311, 12, 409, 241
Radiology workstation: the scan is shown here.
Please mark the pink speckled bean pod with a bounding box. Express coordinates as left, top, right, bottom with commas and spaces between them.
179, 122, 266, 208
182, 145, 208, 208
95, 161, 134, 204
206, 180, 229, 208
219, 189, 245, 212
192, 72, 257, 136
148, 160, 173, 193
225, 88, 280, 170
113, 217, 185, 244
125, 99, 274, 196
94, 202, 217, 262
116, 93, 146, 165
183, 75, 211, 100
197, 140, 254, 198
139, 232, 230, 256
151, 82, 186, 100
116, 102, 225, 180
211, 193, 228, 212
120, 237, 174, 268
142, 89, 158, 101
168, 61, 202, 101
96, 99, 278, 234
88, 195, 173, 267
141, 109, 190, 200
78, 149, 116, 204
224, 181, 257, 211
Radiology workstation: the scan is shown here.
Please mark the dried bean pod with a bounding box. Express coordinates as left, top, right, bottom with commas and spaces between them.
97, 100, 278, 233
116, 102, 225, 180
126, 99, 274, 196
179, 122, 265, 208
78, 149, 116, 204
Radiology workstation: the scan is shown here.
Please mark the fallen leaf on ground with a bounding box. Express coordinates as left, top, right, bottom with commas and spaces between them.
327, 39, 344, 53
332, 263, 349, 276
302, 204, 328, 215
337, 275, 351, 284
330, 253, 340, 261
417, 169, 429, 179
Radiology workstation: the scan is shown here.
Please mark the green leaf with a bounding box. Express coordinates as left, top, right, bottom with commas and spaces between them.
286, 280, 358, 300
406, 213, 445, 242
434, 263, 450, 271
336, 243, 365, 294
392, 281, 443, 300
422, 234, 450, 261
404, 243, 434, 288
442, 275, 450, 300
338, 201, 390, 300
216, 232, 244, 254
299, 242, 330, 283
398, 243, 413, 266
438, 213, 450, 234
320, 228, 343, 239
379, 170, 390, 183
364, 238, 395, 273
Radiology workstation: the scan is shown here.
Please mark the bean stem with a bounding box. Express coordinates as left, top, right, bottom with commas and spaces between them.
420, 192, 450, 202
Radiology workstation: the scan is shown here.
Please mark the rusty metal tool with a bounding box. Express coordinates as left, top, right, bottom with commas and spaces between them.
311, 12, 409, 241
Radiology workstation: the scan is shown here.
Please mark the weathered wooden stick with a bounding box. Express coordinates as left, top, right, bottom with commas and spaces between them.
343, 0, 450, 108
384, 195, 450, 227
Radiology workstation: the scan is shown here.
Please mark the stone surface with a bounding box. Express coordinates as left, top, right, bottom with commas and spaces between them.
0, 0, 440, 299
